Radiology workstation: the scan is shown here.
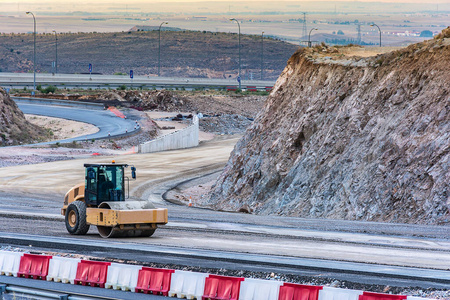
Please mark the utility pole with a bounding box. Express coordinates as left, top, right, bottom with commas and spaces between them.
261, 31, 264, 80
370, 23, 381, 47
26, 11, 36, 94
52, 30, 58, 74
308, 28, 317, 47
230, 18, 241, 90
158, 21, 168, 77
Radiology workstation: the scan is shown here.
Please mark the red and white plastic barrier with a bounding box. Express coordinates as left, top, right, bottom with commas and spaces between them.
202, 274, 244, 300
135, 267, 175, 296
169, 270, 208, 299
0, 251, 435, 300
17, 253, 52, 280
105, 263, 141, 291
47, 256, 81, 284
0, 251, 23, 277
319, 287, 363, 300
239, 278, 283, 300
74, 260, 110, 288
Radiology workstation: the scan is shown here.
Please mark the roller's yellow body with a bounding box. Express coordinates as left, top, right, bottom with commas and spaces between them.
62, 163, 168, 238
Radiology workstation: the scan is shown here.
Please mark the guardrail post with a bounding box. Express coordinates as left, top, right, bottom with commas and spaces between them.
0, 284, 6, 296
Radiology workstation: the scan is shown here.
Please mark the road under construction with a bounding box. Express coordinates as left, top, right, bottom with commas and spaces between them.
0, 135, 449, 292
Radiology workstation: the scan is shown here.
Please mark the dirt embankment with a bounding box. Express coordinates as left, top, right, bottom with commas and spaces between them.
201, 28, 450, 225
0, 88, 50, 146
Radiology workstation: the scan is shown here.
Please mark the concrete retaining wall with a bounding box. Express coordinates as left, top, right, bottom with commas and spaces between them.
138, 115, 199, 153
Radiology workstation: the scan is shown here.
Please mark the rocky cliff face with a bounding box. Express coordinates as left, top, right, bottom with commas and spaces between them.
0, 88, 49, 146
204, 29, 450, 225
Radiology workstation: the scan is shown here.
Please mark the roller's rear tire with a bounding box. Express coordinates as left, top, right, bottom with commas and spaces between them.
65, 201, 90, 235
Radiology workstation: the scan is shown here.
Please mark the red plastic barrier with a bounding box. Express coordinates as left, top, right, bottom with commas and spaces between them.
202, 274, 245, 300
265, 86, 273, 92
135, 267, 175, 296
359, 292, 407, 300
278, 283, 323, 300
108, 106, 126, 119
246, 86, 257, 92
74, 260, 111, 288
17, 254, 52, 280
227, 86, 238, 91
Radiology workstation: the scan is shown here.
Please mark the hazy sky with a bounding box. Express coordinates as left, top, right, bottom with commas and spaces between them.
14, 0, 450, 3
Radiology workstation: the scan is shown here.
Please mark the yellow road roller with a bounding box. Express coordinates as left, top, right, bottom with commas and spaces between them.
61, 162, 168, 238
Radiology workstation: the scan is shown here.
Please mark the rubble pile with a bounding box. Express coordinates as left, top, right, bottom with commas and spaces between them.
199, 115, 253, 135
119, 90, 187, 111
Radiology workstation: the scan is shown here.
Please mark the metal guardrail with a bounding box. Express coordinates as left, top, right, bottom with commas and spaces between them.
1, 82, 274, 92
0, 284, 117, 300
12, 97, 105, 110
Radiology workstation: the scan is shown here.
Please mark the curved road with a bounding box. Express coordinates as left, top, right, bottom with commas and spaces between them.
16, 101, 140, 144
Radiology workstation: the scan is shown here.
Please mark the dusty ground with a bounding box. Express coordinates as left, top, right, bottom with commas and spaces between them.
25, 115, 99, 140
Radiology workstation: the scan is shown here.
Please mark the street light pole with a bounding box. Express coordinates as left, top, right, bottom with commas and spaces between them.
26, 11, 36, 93
52, 30, 57, 74
370, 23, 381, 47
158, 21, 168, 77
230, 18, 241, 89
261, 31, 264, 80
308, 28, 317, 47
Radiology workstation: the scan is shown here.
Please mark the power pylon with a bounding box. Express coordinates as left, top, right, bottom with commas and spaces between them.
356, 23, 361, 45
302, 12, 307, 42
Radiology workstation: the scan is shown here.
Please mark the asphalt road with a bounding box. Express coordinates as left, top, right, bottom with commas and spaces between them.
16, 102, 140, 144
0, 72, 276, 90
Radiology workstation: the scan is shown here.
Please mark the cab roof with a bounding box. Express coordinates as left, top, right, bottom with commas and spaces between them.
84, 163, 128, 168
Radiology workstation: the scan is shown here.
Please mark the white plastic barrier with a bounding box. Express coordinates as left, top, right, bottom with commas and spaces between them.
0, 251, 24, 277
105, 263, 142, 292
47, 256, 81, 284
239, 278, 283, 300
318, 286, 364, 300
168, 270, 208, 299
407, 297, 433, 300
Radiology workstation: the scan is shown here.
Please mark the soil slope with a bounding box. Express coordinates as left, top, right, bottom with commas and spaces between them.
203, 29, 450, 225
0, 88, 50, 146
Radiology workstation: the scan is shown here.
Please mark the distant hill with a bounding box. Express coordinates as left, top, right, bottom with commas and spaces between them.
0, 30, 299, 80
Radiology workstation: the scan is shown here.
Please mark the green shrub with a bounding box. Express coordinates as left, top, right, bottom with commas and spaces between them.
43, 85, 57, 94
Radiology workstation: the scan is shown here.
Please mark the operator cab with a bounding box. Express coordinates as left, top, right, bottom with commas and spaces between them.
84, 162, 136, 206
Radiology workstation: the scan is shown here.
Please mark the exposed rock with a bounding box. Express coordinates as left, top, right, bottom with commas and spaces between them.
199, 114, 253, 135
203, 28, 450, 225
0, 88, 50, 146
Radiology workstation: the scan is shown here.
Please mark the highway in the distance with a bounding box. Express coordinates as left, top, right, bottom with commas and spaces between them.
0, 72, 276, 90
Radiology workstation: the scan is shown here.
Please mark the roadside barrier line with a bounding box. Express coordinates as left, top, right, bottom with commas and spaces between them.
0, 251, 434, 300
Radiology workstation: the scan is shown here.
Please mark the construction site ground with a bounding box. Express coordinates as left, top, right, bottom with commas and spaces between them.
0, 92, 449, 298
